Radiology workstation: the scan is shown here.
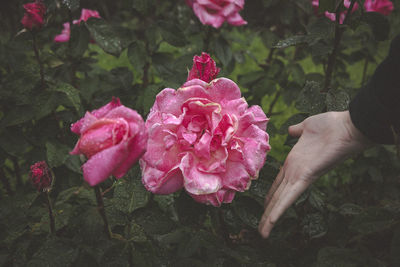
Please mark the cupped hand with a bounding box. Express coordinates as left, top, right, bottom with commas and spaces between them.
258, 111, 371, 238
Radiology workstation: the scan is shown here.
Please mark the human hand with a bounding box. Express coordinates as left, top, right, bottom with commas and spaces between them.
258, 111, 371, 238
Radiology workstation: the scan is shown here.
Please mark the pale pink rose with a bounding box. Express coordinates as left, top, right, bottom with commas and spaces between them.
54, 8, 100, 43
364, 0, 394, 16
187, 52, 220, 83
186, 0, 247, 28
140, 78, 271, 206
70, 98, 147, 186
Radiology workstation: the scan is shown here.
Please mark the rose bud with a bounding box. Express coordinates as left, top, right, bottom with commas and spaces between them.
70, 98, 147, 186
21, 0, 46, 30
30, 161, 52, 192
187, 52, 220, 83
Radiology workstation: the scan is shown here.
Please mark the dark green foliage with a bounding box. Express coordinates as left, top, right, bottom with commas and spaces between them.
1, 0, 400, 266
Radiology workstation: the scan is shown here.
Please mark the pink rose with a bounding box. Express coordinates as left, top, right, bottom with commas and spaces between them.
54, 8, 100, 43
312, 0, 393, 24
21, 0, 46, 30
140, 78, 271, 206
364, 0, 394, 16
312, 0, 358, 24
186, 0, 247, 28
30, 161, 52, 192
70, 98, 147, 186
187, 52, 220, 83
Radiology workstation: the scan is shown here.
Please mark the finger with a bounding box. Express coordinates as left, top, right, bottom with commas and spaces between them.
259, 175, 288, 233
263, 170, 288, 216
259, 179, 310, 238
288, 122, 304, 137
264, 167, 285, 208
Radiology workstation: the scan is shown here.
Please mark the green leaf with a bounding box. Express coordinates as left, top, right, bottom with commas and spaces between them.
69, 25, 90, 58
338, 203, 363, 216
61, 0, 80, 11
109, 67, 134, 91
28, 237, 79, 267
112, 171, 150, 214
46, 142, 70, 168
273, 35, 309, 49
302, 213, 327, 239
0, 105, 35, 127
158, 21, 188, 47
349, 207, 396, 235
213, 37, 233, 66
295, 81, 326, 115
316, 247, 366, 267
0, 129, 31, 157
233, 197, 263, 229
391, 227, 400, 267
128, 41, 147, 74
308, 187, 325, 211
326, 89, 350, 111
85, 18, 123, 57
53, 83, 82, 113
274, 18, 334, 49
33, 91, 59, 120
362, 12, 390, 41
132, 0, 155, 13
128, 222, 148, 242
133, 207, 176, 236
318, 0, 339, 13
289, 63, 305, 85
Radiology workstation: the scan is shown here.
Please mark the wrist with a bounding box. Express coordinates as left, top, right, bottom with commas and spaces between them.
342, 110, 373, 149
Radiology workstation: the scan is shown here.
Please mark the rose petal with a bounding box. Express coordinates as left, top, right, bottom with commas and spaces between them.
180, 153, 222, 195
141, 163, 184, 194
82, 142, 127, 186
189, 188, 236, 206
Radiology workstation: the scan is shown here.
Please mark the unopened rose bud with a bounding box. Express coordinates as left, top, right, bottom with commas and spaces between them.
30, 161, 52, 192
21, 0, 46, 30
187, 52, 220, 83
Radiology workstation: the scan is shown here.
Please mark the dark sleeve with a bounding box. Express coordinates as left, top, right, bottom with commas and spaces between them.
349, 34, 400, 144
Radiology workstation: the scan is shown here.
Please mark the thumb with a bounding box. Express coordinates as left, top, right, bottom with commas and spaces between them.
288, 122, 304, 137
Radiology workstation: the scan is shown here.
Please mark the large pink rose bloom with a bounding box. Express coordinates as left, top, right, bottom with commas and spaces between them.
54, 8, 100, 43
186, 0, 247, 28
70, 98, 147, 186
364, 0, 394, 16
141, 78, 271, 206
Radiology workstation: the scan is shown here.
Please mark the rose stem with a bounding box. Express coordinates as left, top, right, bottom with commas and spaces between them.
31, 32, 45, 88
323, 0, 357, 92
12, 158, 22, 188
94, 185, 112, 239
0, 168, 13, 196
44, 191, 56, 234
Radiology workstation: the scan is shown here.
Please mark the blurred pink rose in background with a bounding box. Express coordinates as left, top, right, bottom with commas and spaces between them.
312, 0, 393, 24
364, 0, 394, 15
21, 0, 46, 30
141, 78, 270, 206
54, 8, 100, 43
71, 98, 147, 186
187, 52, 220, 83
186, 0, 247, 28
312, 0, 358, 24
